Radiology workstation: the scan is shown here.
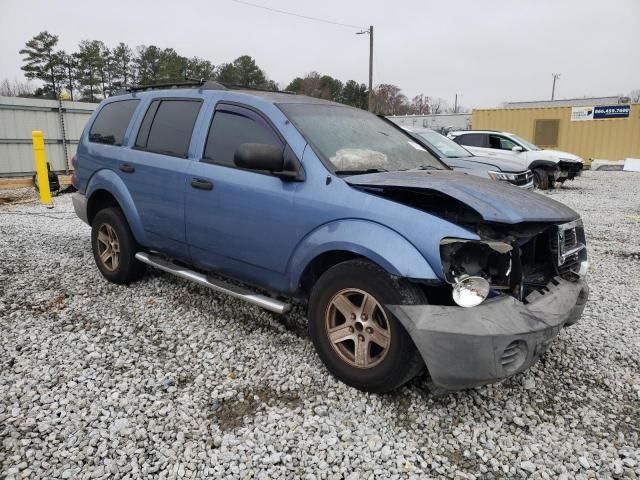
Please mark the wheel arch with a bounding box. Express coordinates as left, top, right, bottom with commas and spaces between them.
85, 169, 147, 245
528, 159, 558, 171
288, 219, 439, 295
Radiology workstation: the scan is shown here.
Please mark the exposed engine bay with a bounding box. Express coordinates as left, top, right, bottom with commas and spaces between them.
353, 183, 588, 302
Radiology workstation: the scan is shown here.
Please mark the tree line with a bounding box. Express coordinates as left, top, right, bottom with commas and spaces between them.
11, 30, 466, 115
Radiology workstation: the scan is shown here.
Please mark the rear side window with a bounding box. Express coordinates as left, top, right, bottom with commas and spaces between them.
89, 99, 139, 146
203, 107, 283, 167
135, 99, 202, 157
455, 133, 486, 147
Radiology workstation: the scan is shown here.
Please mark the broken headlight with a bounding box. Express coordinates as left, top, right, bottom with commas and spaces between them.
440, 239, 513, 289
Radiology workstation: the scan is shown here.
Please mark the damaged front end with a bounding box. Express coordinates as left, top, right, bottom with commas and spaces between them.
345, 171, 590, 390
440, 218, 588, 304
392, 219, 589, 391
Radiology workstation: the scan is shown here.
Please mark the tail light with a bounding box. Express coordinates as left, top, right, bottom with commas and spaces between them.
70, 174, 76, 187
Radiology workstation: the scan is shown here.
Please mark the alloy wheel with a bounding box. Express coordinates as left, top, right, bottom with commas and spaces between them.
324, 288, 391, 369
96, 223, 120, 272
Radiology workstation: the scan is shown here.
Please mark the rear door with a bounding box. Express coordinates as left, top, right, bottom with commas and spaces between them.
453, 132, 492, 156
120, 98, 203, 259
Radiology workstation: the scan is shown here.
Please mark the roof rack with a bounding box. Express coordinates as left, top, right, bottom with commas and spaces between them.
119, 80, 227, 94
221, 83, 296, 95
115, 78, 296, 96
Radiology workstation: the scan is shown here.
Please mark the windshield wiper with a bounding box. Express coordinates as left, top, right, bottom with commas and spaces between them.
334, 168, 389, 175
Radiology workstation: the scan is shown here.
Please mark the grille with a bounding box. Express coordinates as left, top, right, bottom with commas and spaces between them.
551, 220, 587, 280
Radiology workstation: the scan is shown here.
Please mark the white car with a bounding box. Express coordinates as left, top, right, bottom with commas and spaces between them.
447, 130, 584, 189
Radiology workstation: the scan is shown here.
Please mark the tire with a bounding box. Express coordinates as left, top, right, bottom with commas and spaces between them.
91, 207, 145, 284
533, 168, 550, 189
308, 259, 426, 393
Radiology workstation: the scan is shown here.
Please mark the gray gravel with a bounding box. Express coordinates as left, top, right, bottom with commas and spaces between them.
1, 171, 639, 479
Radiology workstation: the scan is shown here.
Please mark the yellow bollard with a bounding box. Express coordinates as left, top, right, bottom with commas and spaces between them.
32, 130, 52, 207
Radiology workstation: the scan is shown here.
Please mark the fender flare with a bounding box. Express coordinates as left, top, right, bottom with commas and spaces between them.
287, 219, 439, 291
528, 159, 558, 171
86, 169, 147, 245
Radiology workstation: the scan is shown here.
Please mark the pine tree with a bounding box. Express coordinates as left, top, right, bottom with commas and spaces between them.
19, 31, 65, 97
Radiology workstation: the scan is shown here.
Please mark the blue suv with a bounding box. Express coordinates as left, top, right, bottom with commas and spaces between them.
72, 81, 589, 393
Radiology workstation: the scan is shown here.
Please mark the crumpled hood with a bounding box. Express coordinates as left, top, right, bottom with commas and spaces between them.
345, 170, 579, 224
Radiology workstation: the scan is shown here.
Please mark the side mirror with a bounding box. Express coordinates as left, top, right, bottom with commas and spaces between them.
234, 143, 305, 181
512, 145, 524, 152
235, 143, 284, 171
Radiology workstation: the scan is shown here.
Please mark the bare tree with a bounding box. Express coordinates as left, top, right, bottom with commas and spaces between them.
0, 78, 35, 97
372, 84, 410, 115
629, 89, 640, 103
409, 94, 431, 115
430, 97, 448, 114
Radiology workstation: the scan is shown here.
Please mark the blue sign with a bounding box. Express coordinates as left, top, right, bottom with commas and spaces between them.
593, 105, 630, 119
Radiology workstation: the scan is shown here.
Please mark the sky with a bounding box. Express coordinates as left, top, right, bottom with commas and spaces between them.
1, 0, 638, 109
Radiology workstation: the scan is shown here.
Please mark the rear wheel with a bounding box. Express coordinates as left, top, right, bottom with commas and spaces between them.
308, 259, 426, 393
91, 207, 145, 284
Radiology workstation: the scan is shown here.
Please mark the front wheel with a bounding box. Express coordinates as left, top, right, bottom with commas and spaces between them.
308, 260, 426, 393
533, 168, 551, 189
91, 207, 145, 284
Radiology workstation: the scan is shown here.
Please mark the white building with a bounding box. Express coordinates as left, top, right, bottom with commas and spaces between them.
387, 113, 471, 133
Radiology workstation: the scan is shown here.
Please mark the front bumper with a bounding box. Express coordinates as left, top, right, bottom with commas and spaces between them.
72, 192, 89, 225
389, 278, 588, 390
557, 161, 584, 180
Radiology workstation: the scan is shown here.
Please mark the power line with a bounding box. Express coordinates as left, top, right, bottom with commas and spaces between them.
229, 0, 366, 30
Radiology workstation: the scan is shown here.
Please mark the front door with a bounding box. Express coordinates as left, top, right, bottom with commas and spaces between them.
185, 103, 302, 290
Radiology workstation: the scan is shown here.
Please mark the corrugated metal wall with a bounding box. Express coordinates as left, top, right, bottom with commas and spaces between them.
0, 96, 97, 177
472, 104, 640, 163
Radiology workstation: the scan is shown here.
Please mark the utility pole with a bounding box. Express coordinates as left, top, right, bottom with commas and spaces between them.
454, 93, 458, 113
357, 26, 374, 112
551, 73, 561, 101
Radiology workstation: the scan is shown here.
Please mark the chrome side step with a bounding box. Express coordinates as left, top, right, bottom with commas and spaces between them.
135, 252, 291, 314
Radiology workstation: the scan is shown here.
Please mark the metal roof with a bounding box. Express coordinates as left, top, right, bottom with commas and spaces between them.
503, 96, 626, 108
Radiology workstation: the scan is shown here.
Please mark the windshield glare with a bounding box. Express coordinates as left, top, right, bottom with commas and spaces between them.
278, 103, 445, 172
415, 130, 473, 158
508, 134, 540, 151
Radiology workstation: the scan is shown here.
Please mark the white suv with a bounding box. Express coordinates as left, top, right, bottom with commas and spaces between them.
448, 130, 583, 189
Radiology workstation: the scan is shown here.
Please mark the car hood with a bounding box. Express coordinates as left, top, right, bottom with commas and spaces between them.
543, 149, 583, 162
447, 155, 527, 172
345, 170, 578, 224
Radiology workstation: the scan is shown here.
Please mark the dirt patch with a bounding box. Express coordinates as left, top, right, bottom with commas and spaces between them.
208, 385, 302, 432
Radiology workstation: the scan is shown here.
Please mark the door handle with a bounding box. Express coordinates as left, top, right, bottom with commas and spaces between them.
191, 178, 213, 190
119, 163, 135, 173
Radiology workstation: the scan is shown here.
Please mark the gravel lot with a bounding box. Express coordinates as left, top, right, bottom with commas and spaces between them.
1, 171, 639, 479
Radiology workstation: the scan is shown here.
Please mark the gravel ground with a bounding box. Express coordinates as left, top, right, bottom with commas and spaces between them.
1, 171, 639, 479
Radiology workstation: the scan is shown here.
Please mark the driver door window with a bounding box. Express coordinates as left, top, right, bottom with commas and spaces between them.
203, 106, 283, 168
489, 134, 518, 151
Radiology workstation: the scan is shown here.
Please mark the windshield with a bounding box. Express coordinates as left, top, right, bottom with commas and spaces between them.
278, 103, 446, 173
507, 134, 540, 151
414, 130, 473, 158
